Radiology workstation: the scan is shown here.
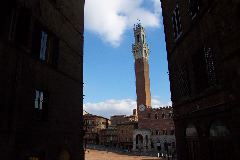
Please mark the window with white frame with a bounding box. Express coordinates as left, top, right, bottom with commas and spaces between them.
35, 90, 44, 111
172, 4, 182, 40
39, 31, 48, 61
32, 23, 59, 65
34, 90, 48, 120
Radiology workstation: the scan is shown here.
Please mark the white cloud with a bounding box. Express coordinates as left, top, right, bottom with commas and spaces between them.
150, 0, 162, 15
84, 98, 171, 118
84, 0, 162, 47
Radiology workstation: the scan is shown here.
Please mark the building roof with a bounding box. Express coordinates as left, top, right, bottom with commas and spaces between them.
83, 113, 109, 120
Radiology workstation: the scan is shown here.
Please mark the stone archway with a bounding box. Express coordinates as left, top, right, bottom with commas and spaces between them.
185, 124, 200, 160
133, 129, 151, 151
59, 150, 71, 160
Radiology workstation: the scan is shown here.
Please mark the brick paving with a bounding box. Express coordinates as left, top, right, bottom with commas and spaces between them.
85, 149, 162, 160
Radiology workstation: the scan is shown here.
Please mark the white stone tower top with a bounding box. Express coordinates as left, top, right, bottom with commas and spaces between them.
132, 23, 150, 60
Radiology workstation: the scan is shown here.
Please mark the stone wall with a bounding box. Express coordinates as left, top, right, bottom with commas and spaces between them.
161, 0, 240, 159
0, 0, 84, 159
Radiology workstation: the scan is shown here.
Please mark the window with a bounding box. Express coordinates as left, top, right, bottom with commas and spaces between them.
155, 114, 158, 119
32, 22, 59, 65
40, 31, 48, 61
137, 35, 140, 43
189, 0, 200, 19
162, 129, 167, 135
142, 35, 145, 43
156, 130, 160, 135
170, 62, 191, 101
204, 47, 217, 86
193, 46, 217, 93
170, 129, 175, 135
34, 90, 48, 120
144, 50, 147, 57
162, 113, 165, 119
192, 48, 209, 93
169, 112, 173, 118
172, 4, 182, 40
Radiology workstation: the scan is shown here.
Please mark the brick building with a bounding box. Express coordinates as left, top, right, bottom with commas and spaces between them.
0, 0, 84, 159
83, 114, 109, 145
99, 127, 118, 147
117, 122, 138, 151
131, 23, 176, 154
161, 0, 240, 159
110, 110, 137, 126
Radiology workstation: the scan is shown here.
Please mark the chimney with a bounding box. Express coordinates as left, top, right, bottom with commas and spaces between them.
133, 109, 137, 116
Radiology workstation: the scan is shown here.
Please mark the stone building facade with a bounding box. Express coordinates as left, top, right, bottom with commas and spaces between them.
133, 107, 175, 154
83, 114, 109, 145
0, 0, 84, 159
161, 0, 240, 159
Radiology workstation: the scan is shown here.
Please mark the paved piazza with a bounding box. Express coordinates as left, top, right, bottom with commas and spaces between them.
85, 149, 162, 160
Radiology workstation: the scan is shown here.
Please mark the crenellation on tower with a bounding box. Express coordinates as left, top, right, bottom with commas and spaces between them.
132, 23, 150, 60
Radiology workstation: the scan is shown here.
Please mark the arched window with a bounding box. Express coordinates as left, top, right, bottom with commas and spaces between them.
162, 113, 165, 119
186, 124, 199, 160
137, 35, 140, 43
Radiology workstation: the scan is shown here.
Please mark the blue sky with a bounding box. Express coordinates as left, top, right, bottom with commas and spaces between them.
83, 0, 171, 118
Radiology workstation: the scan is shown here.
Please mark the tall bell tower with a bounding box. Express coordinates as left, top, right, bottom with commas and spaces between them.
132, 23, 151, 112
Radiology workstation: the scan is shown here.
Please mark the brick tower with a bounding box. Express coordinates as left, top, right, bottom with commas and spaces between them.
132, 23, 151, 113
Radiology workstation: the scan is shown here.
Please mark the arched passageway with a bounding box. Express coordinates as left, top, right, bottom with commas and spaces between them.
133, 129, 151, 151
209, 121, 233, 160
186, 124, 200, 160
136, 134, 144, 150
